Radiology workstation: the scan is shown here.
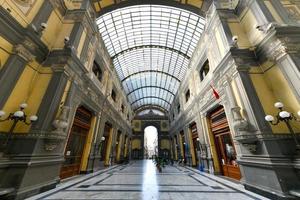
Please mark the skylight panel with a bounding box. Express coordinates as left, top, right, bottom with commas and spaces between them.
97, 5, 204, 112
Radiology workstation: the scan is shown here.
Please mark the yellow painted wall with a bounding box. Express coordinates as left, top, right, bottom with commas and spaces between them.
178, 134, 184, 159
170, 142, 174, 159
41, 9, 74, 50
116, 133, 123, 161
173, 137, 178, 160
188, 129, 197, 166
228, 22, 251, 49
204, 117, 221, 173
250, 63, 300, 133
124, 136, 128, 157
215, 26, 227, 58
132, 120, 141, 131
132, 139, 141, 149
187, 0, 203, 8
64, 0, 82, 10
80, 116, 97, 171
231, 79, 247, 120
0, 36, 13, 70
55, 80, 71, 119
1, 0, 44, 27
99, 0, 114, 8
0, 62, 52, 133
105, 127, 114, 165
93, 2, 101, 12
51, 23, 74, 49
160, 139, 170, 149
77, 28, 87, 58
240, 9, 264, 46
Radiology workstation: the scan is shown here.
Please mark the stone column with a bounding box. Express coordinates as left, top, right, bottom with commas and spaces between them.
183, 126, 192, 166
30, 0, 53, 35
69, 22, 84, 51
0, 45, 34, 108
232, 64, 300, 198
31, 67, 68, 132
110, 126, 118, 165
276, 53, 300, 100
200, 114, 214, 173
86, 113, 102, 172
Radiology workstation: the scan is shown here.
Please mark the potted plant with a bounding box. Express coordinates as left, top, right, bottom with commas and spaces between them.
153, 156, 166, 173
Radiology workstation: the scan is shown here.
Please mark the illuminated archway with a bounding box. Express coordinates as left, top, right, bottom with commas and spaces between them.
144, 126, 158, 159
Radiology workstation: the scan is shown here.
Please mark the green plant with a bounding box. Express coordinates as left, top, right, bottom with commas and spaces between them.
153, 156, 167, 173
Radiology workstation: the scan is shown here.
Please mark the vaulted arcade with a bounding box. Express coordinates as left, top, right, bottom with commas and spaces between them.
0, 1, 300, 199
96, 4, 205, 113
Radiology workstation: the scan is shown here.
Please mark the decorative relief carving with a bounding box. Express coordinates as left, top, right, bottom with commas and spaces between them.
64, 0, 82, 10
12, 0, 36, 15
261, 28, 300, 61
13, 44, 35, 61
282, 1, 300, 23
49, 0, 66, 14
132, 120, 141, 131
161, 120, 169, 131
231, 106, 249, 133
44, 106, 71, 151
23, 38, 37, 51
84, 42, 95, 70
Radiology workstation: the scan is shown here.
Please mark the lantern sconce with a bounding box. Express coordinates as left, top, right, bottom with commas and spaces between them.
0, 103, 38, 146
265, 102, 300, 151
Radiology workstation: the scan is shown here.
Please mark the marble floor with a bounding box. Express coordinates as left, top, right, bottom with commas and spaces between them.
28, 160, 269, 200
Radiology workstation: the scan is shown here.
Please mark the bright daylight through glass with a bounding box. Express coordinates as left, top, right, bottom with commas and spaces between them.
97, 5, 205, 113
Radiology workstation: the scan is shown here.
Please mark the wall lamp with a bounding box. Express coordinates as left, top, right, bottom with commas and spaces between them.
0, 103, 38, 146
265, 102, 300, 151
98, 136, 106, 155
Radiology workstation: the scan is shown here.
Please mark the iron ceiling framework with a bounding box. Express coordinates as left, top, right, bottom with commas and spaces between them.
97, 4, 205, 113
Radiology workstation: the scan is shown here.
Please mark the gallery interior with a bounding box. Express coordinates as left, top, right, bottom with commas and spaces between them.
0, 0, 300, 199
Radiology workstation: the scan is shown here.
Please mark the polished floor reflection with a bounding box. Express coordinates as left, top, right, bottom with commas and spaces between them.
142, 159, 158, 200
28, 160, 269, 200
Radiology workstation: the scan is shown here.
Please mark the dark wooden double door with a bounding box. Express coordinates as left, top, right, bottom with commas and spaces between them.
60, 106, 92, 179
210, 106, 241, 180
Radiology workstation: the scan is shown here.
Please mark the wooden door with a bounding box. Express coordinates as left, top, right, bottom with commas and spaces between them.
210, 106, 241, 180
60, 106, 92, 179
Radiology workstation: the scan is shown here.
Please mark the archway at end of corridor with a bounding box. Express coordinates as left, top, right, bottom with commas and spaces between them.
144, 126, 158, 159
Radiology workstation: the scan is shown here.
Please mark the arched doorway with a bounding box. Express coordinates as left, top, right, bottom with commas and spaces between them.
144, 126, 158, 159
60, 106, 93, 179
209, 105, 241, 180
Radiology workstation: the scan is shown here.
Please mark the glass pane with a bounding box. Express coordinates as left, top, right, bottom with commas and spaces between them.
97, 5, 205, 111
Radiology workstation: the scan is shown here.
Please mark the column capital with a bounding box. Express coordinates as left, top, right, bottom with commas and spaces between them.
259, 26, 300, 61
267, 39, 300, 62
13, 44, 35, 62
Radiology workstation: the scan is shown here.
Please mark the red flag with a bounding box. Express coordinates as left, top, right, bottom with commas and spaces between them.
210, 85, 220, 99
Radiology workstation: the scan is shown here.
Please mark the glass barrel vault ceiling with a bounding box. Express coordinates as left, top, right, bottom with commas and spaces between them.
96, 4, 205, 113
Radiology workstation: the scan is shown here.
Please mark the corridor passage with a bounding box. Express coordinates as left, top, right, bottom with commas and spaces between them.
28, 161, 268, 200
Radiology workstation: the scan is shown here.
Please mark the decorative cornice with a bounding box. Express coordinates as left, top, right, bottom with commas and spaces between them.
13, 44, 35, 61
257, 25, 300, 61
0, 7, 49, 62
